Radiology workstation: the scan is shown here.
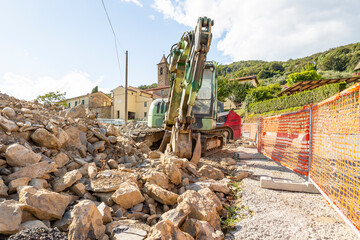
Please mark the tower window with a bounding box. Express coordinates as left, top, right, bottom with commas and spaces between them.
160, 67, 163, 75
161, 90, 165, 95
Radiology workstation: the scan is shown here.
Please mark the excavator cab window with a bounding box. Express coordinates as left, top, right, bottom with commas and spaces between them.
193, 68, 213, 115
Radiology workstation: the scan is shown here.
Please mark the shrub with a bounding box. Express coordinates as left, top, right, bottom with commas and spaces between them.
248, 82, 347, 114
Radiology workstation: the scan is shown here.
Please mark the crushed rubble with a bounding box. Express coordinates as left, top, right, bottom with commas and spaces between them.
0, 92, 246, 239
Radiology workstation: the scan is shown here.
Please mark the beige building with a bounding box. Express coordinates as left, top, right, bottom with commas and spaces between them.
111, 86, 160, 120
64, 92, 112, 118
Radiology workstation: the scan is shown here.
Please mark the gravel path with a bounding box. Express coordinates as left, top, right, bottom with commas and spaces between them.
228, 146, 358, 240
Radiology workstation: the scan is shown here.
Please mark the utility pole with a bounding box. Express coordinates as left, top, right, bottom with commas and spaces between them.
125, 50, 128, 125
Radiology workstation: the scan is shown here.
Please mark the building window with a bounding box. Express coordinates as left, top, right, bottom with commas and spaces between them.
75, 101, 78, 106
117, 111, 120, 119
68, 103, 71, 107
103, 102, 106, 106
144, 102, 147, 107
144, 112, 147, 117
161, 90, 165, 95
160, 67, 163, 75
82, 99, 85, 105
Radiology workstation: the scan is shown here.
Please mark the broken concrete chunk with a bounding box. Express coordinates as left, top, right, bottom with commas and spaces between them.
5, 143, 41, 167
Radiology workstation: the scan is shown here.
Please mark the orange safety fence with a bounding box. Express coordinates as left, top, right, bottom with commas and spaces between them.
310, 82, 360, 231
258, 109, 311, 175
242, 122, 258, 142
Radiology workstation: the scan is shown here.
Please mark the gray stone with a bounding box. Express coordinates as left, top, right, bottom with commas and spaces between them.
0, 115, 18, 132
0, 200, 24, 235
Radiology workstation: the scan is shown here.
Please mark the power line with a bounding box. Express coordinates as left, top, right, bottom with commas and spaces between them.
100, 0, 123, 81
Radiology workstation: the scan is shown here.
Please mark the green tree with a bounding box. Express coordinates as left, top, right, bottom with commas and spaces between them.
228, 82, 254, 108
217, 76, 231, 102
320, 49, 350, 71
91, 86, 98, 93
286, 70, 322, 86
245, 83, 282, 104
36, 91, 66, 106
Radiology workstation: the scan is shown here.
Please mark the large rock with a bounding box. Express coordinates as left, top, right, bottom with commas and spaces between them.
165, 162, 182, 185
31, 128, 62, 149
109, 220, 150, 240
159, 205, 191, 228
5, 144, 41, 167
2, 107, 16, 118
97, 202, 113, 224
136, 142, 151, 155
145, 183, 179, 205
57, 129, 70, 146
185, 180, 231, 194
198, 165, 224, 180
6, 161, 57, 182
176, 188, 223, 231
145, 171, 169, 189
182, 218, 224, 240
0, 200, 24, 235
146, 220, 194, 240
0, 176, 8, 197
18, 186, 71, 220
21, 220, 48, 230
8, 177, 31, 193
111, 180, 144, 209
0, 115, 18, 132
68, 200, 106, 240
53, 152, 69, 168
52, 169, 82, 192
106, 124, 119, 137
65, 104, 86, 118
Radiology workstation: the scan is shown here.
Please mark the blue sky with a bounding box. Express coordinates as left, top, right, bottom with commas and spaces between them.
0, 0, 359, 100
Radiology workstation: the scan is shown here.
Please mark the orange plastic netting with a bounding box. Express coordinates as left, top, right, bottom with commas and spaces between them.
310, 83, 360, 231
258, 109, 310, 175
242, 122, 258, 142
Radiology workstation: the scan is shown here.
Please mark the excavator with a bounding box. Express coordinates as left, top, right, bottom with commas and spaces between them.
137, 17, 244, 164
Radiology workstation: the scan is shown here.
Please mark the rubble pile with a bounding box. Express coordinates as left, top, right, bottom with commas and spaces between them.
0, 92, 244, 240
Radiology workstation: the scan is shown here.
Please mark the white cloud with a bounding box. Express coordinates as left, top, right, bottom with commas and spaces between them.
120, 0, 143, 7
152, 0, 360, 61
149, 14, 155, 20
0, 71, 110, 101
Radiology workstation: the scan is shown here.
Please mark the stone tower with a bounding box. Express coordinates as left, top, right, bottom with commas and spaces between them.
157, 54, 170, 87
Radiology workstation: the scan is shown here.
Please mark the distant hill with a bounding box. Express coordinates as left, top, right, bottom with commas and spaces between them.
219, 42, 360, 85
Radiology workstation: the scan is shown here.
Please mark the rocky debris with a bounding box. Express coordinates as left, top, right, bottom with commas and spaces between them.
31, 128, 62, 149
0, 176, 9, 197
5, 143, 41, 167
145, 183, 179, 205
52, 169, 82, 192
21, 220, 48, 230
8, 177, 31, 193
0, 93, 239, 239
68, 200, 105, 240
198, 165, 225, 180
0, 200, 24, 234
0, 114, 18, 132
65, 104, 86, 118
8, 227, 68, 240
112, 180, 145, 209
147, 220, 194, 240
19, 186, 71, 220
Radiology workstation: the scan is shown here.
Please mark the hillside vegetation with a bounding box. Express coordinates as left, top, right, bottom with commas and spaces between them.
218, 42, 360, 115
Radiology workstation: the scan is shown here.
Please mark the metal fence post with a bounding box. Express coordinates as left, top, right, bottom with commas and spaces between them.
307, 107, 313, 181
